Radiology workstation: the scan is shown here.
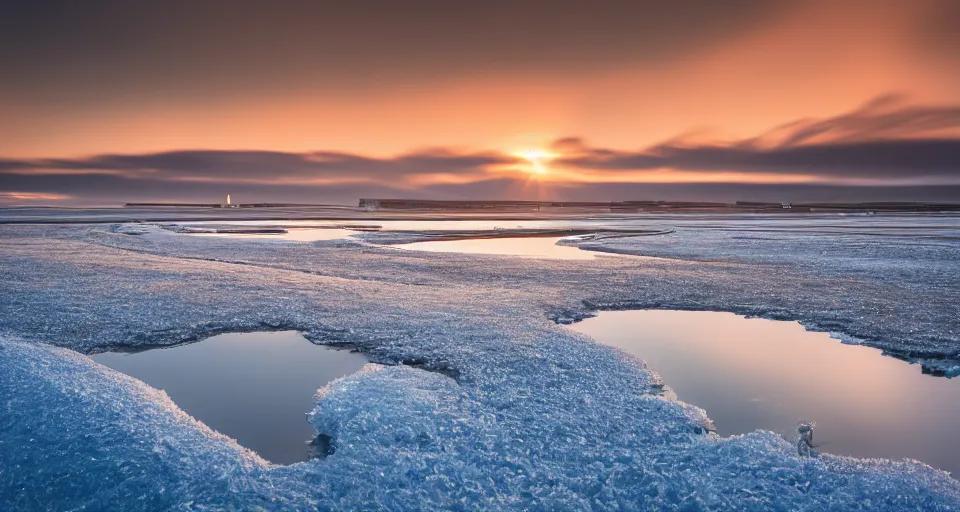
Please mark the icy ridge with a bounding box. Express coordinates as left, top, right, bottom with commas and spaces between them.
3, 335, 958, 510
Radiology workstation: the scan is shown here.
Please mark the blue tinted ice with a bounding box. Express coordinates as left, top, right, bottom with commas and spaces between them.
2, 214, 960, 510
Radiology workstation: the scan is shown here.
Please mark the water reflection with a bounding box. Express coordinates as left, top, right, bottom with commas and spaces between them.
92, 331, 368, 465
399, 236, 598, 260
183, 219, 579, 231
567, 310, 960, 477
195, 228, 357, 242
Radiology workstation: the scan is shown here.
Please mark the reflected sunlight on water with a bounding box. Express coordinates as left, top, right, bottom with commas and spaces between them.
399, 236, 600, 260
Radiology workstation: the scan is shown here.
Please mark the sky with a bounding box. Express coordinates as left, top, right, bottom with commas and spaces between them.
1, 0, 958, 205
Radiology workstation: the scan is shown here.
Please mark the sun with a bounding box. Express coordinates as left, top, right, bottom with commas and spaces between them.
516, 148, 555, 175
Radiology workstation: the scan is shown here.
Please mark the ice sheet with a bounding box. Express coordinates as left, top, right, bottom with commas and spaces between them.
1, 214, 959, 509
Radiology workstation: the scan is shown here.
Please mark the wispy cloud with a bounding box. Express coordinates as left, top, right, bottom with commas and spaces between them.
0, 191, 71, 202
749, 94, 960, 147
2, 97, 959, 203
552, 97, 960, 184
0, 149, 522, 186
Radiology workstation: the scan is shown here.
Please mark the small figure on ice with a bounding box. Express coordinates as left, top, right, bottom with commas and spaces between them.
797, 421, 819, 457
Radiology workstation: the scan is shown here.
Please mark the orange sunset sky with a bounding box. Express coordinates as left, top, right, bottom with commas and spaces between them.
1, 0, 958, 204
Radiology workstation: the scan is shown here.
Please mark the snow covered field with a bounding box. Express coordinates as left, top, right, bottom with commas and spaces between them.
1, 212, 959, 510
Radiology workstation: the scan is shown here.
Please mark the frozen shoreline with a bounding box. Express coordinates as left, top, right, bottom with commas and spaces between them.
1, 214, 959, 509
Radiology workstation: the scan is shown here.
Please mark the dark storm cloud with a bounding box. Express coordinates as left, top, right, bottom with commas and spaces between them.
556, 99, 960, 181
558, 139, 960, 181
0, 149, 516, 182
0, 170, 420, 205
549, 183, 960, 204
0, 0, 791, 101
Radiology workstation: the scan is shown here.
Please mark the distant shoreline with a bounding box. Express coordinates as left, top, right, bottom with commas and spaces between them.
122, 198, 960, 214
1, 200, 959, 225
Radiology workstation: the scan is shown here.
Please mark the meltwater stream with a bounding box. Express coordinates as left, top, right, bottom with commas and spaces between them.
92, 331, 368, 465
567, 310, 960, 477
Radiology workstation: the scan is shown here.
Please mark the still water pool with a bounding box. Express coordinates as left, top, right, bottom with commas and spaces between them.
567, 309, 960, 477
194, 227, 357, 241
92, 331, 368, 465
399, 236, 599, 260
